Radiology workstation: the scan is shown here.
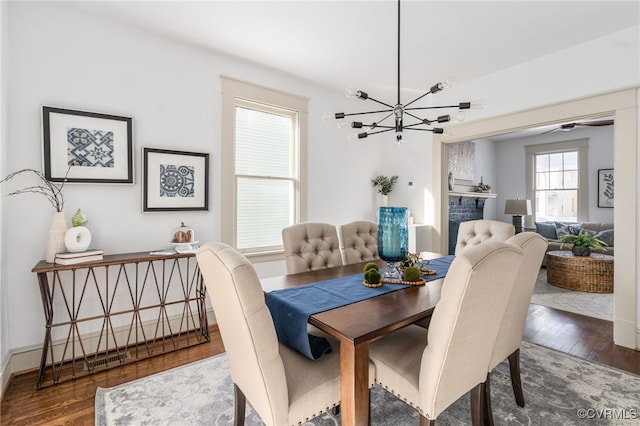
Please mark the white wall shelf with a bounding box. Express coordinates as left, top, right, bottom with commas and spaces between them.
448, 191, 497, 199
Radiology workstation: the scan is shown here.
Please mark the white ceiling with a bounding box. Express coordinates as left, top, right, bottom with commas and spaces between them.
64, 0, 640, 96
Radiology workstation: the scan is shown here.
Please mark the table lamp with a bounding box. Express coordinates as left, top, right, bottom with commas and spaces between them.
504, 198, 532, 233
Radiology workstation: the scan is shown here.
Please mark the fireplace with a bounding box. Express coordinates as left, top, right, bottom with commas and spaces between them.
448, 197, 487, 254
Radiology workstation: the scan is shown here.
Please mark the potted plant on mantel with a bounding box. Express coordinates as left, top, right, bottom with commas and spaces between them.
372, 175, 398, 206
559, 230, 608, 257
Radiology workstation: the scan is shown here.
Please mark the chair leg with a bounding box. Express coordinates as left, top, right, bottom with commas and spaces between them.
419, 414, 435, 426
469, 382, 484, 426
508, 349, 525, 407
484, 373, 495, 426
233, 383, 246, 426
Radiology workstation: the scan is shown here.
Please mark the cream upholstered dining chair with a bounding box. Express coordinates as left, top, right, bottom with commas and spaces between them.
368, 241, 524, 425
454, 219, 515, 255
339, 220, 379, 264
487, 232, 548, 411
196, 242, 346, 426
282, 222, 343, 274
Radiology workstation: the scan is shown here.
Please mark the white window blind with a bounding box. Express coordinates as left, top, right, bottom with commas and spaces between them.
221, 77, 308, 261
235, 105, 296, 251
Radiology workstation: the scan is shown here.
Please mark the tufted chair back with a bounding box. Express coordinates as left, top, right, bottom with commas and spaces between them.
196, 242, 343, 425
282, 222, 343, 274
455, 219, 515, 255
340, 220, 380, 264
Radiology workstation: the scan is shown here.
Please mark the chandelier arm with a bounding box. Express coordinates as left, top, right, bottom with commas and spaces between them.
402, 127, 439, 132
405, 105, 462, 111
362, 124, 396, 129
404, 111, 430, 123
367, 128, 395, 136
404, 90, 435, 108
364, 96, 395, 109
342, 108, 393, 117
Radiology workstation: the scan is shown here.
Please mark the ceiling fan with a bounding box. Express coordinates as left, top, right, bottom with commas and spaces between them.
541, 119, 614, 134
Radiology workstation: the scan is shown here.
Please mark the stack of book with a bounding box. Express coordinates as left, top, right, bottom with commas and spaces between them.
54, 249, 104, 265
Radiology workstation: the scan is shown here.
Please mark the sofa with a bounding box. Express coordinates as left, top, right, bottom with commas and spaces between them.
535, 221, 614, 266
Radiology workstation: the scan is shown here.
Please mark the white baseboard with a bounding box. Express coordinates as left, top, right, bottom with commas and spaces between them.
1, 309, 216, 398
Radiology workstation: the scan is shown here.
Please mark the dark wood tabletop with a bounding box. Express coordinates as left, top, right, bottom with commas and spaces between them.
260, 252, 445, 426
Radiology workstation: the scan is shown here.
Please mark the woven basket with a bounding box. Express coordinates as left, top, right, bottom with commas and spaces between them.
546, 251, 614, 293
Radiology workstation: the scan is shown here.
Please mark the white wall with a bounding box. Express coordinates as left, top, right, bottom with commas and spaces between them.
2, 2, 379, 360
494, 126, 615, 226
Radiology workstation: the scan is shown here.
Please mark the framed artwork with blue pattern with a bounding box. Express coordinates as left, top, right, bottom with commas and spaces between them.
143, 148, 209, 212
42, 106, 133, 184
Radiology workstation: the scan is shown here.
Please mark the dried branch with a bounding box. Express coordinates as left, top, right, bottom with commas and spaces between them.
1, 168, 70, 212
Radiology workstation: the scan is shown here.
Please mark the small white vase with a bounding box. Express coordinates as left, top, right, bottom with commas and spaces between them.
64, 226, 92, 253
377, 193, 389, 207
46, 211, 68, 263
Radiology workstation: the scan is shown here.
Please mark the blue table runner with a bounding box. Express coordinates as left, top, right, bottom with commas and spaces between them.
265, 255, 454, 360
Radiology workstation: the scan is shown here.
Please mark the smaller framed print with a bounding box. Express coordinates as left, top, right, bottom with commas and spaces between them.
42, 106, 133, 183
597, 168, 614, 208
143, 148, 209, 212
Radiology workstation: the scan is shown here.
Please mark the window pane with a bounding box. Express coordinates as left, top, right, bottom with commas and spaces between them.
236, 177, 294, 250
535, 189, 577, 222
536, 154, 549, 172
564, 170, 578, 188
563, 151, 578, 170
536, 172, 548, 189
235, 107, 292, 178
548, 153, 563, 171
549, 171, 563, 189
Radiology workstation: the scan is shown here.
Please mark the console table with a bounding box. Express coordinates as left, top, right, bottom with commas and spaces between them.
546, 250, 614, 293
32, 251, 210, 388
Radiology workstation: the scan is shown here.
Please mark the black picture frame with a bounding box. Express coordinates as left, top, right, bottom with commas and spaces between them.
42, 106, 133, 183
143, 148, 209, 212
597, 168, 614, 208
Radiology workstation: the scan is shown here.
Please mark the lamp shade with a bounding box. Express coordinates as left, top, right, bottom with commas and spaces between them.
504, 199, 532, 216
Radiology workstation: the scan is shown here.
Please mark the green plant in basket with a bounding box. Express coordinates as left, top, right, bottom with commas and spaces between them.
403, 266, 421, 282
559, 230, 607, 256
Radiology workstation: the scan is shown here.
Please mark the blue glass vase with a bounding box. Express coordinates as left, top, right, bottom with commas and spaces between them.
378, 207, 408, 279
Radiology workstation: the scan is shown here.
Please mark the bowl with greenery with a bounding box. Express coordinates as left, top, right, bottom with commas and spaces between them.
559, 230, 608, 257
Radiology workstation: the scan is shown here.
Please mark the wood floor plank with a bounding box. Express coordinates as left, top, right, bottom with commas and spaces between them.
2, 308, 639, 425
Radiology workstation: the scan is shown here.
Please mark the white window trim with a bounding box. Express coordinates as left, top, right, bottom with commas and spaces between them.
525, 138, 589, 226
221, 76, 308, 262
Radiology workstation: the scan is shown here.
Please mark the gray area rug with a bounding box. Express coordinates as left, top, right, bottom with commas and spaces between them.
531, 268, 613, 321
95, 341, 639, 425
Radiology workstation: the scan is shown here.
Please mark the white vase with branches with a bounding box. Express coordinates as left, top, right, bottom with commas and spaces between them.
1, 168, 69, 262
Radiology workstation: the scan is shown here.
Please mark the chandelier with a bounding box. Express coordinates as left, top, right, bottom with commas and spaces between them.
322, 0, 483, 144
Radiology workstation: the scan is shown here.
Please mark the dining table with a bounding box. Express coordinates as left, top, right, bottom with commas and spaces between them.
260, 251, 449, 426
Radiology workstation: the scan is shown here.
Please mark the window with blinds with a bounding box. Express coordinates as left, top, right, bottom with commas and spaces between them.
235, 103, 297, 252
220, 77, 308, 260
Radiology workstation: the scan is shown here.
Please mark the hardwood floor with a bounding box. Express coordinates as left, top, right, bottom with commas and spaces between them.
2, 307, 639, 425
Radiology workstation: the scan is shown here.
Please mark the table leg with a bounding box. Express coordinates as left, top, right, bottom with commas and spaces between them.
340, 340, 370, 426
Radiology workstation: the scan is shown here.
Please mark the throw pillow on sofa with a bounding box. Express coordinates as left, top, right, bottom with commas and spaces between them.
596, 229, 614, 247
535, 222, 558, 239
555, 221, 583, 238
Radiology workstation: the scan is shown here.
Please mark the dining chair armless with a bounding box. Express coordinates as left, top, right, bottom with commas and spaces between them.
282, 222, 343, 274
455, 219, 515, 255
339, 220, 380, 264
487, 232, 548, 413
196, 242, 344, 426
368, 241, 524, 425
